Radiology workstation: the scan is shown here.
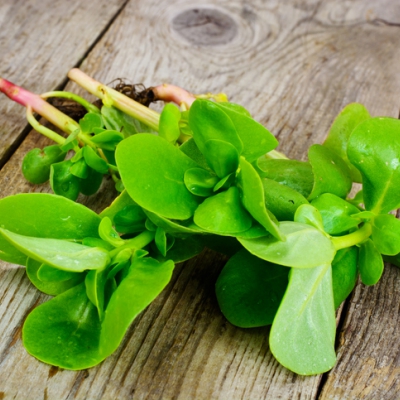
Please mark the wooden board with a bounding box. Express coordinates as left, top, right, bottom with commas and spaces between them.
1, 0, 400, 398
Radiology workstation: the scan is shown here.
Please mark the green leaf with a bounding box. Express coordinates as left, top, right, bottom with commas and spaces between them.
99, 257, 174, 359
359, 239, 384, 285
294, 204, 325, 232
189, 99, 243, 156
308, 144, 352, 200
153, 236, 204, 263
90, 130, 124, 151
194, 187, 253, 235
261, 178, 309, 221
179, 138, 210, 171
98, 217, 124, 247
215, 249, 288, 327
70, 158, 89, 179
0, 193, 101, 265
26, 258, 84, 296
215, 102, 278, 162
22, 145, 66, 184
237, 157, 283, 240
256, 158, 314, 198
371, 214, 400, 256
83, 146, 109, 174
323, 103, 370, 182
270, 263, 336, 375
79, 112, 103, 134
23, 283, 102, 369
348, 117, 400, 213
159, 103, 181, 143
79, 167, 103, 196
311, 193, 361, 235
184, 168, 218, 197
102, 105, 154, 137
238, 222, 336, 268
116, 134, 201, 220
85, 266, 107, 320
114, 204, 146, 234
0, 228, 109, 272
100, 190, 137, 222
331, 247, 358, 309
37, 264, 78, 282
203, 139, 239, 178
50, 160, 80, 201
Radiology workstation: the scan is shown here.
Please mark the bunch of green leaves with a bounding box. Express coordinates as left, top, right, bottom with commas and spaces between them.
22, 101, 152, 200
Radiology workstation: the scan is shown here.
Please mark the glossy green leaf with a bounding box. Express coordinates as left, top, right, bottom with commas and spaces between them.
256, 158, 314, 198
189, 99, 243, 155
270, 263, 336, 375
308, 144, 352, 200
261, 178, 309, 221
22, 145, 66, 184
79, 167, 103, 196
90, 130, 124, 151
38, 264, 78, 282
216, 102, 251, 117
179, 138, 210, 171
144, 210, 203, 236
99, 257, 174, 359
83, 146, 109, 174
50, 160, 80, 201
79, 112, 103, 134
102, 105, 153, 137
154, 236, 204, 263
100, 190, 137, 222
359, 239, 384, 285
238, 222, 336, 268
184, 167, 218, 197
311, 193, 361, 235
116, 134, 201, 220
159, 103, 181, 143
0, 228, 109, 272
26, 258, 84, 296
70, 158, 89, 179
0, 193, 101, 265
23, 283, 102, 369
85, 266, 107, 320
331, 247, 358, 309
98, 217, 124, 247
323, 103, 370, 182
294, 204, 325, 232
371, 214, 400, 256
194, 187, 253, 235
347, 117, 400, 213
213, 173, 235, 192
215, 102, 278, 162
83, 237, 114, 252
215, 249, 288, 327
203, 139, 239, 178
114, 204, 146, 234
237, 157, 283, 240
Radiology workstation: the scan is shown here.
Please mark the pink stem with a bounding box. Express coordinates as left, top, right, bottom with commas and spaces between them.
152, 84, 196, 108
0, 78, 79, 134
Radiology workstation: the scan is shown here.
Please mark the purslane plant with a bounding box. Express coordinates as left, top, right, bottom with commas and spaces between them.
1, 70, 400, 375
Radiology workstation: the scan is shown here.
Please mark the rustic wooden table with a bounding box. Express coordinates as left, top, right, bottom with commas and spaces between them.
0, 1, 400, 399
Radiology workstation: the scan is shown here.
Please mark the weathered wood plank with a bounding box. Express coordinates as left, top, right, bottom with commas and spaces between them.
1, 0, 400, 399
0, 0, 127, 165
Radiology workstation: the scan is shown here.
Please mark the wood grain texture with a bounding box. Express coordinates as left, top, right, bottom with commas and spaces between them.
0, 0, 126, 165
1, 0, 400, 399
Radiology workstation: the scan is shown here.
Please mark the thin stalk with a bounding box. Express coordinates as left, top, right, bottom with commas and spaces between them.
68, 69, 160, 131
331, 222, 372, 251
109, 230, 155, 258
26, 106, 66, 145
264, 150, 289, 160
0, 78, 80, 134
41, 91, 101, 114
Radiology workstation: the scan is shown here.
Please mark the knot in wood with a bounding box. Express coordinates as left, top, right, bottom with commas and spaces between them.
172, 8, 237, 46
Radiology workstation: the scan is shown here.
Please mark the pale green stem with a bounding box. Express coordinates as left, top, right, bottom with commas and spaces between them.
331, 222, 372, 251
264, 149, 289, 160
26, 106, 66, 144
41, 91, 101, 114
109, 230, 155, 258
68, 68, 160, 131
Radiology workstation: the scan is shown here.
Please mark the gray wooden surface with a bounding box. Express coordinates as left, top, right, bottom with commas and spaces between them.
0, 0, 400, 398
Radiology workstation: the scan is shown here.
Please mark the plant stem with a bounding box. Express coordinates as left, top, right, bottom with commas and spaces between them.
26, 106, 66, 145
152, 84, 197, 108
41, 91, 101, 114
67, 69, 160, 131
0, 78, 80, 134
331, 222, 372, 251
109, 230, 155, 258
264, 149, 289, 160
